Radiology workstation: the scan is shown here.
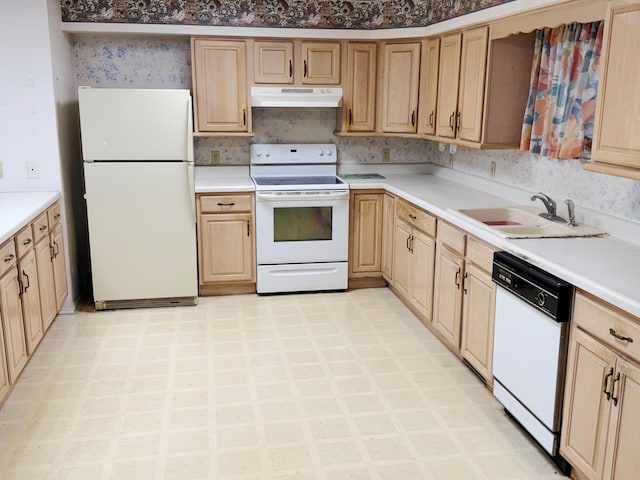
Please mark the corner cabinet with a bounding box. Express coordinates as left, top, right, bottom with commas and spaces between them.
561, 291, 640, 480
378, 42, 421, 133
191, 38, 250, 134
587, 1, 640, 180
197, 193, 255, 295
349, 191, 386, 288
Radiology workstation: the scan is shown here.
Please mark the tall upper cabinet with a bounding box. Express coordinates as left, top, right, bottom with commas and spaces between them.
192, 38, 251, 134
418, 38, 440, 136
342, 42, 377, 133
378, 42, 421, 134
586, 0, 640, 180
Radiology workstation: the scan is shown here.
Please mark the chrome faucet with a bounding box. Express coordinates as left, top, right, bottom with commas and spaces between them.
565, 199, 578, 227
531, 192, 566, 223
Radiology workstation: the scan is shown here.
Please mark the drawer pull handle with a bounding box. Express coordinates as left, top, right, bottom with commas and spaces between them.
4, 253, 14, 263
39, 225, 47, 232
609, 328, 634, 343
217, 202, 236, 207
54, 214, 60, 221
408, 214, 417, 220
611, 372, 621, 406
22, 238, 33, 246
603, 367, 614, 400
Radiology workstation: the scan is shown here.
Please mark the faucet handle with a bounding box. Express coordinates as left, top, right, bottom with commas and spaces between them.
565, 199, 578, 227
537, 192, 556, 210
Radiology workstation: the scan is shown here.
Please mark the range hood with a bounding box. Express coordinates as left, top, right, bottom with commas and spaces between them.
251, 86, 343, 107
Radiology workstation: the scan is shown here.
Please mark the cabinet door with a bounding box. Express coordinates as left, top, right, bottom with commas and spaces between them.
432, 244, 464, 352
591, 2, 640, 176
381, 194, 395, 283
346, 43, 377, 132
35, 237, 57, 331
0, 312, 9, 405
379, 42, 421, 133
392, 219, 412, 299
50, 223, 67, 311
457, 27, 488, 142
409, 229, 436, 322
254, 41, 294, 84
19, 249, 43, 355
561, 327, 615, 480
192, 39, 248, 132
460, 263, 495, 382
0, 268, 29, 383
435, 33, 462, 138
350, 193, 383, 275
605, 358, 640, 480
200, 213, 253, 284
301, 42, 341, 85
418, 38, 440, 136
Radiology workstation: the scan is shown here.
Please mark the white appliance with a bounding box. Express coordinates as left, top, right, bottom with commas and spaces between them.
250, 144, 349, 294
250, 87, 343, 107
491, 251, 573, 474
78, 87, 197, 310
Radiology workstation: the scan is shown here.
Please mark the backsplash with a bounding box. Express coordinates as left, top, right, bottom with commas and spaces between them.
428, 145, 640, 223
61, 0, 513, 29
72, 34, 640, 223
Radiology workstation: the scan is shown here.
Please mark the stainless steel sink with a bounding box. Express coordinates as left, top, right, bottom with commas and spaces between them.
449, 205, 608, 239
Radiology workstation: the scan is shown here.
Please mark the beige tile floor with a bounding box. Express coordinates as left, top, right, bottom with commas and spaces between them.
0, 288, 569, 480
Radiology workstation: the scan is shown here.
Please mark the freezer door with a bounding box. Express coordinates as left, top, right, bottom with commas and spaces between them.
78, 88, 192, 161
84, 162, 197, 302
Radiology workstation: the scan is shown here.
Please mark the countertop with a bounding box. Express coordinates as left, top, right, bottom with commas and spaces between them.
0, 192, 61, 245
195, 166, 640, 319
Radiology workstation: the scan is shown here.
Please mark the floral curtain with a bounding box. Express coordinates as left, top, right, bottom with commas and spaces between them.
520, 21, 603, 159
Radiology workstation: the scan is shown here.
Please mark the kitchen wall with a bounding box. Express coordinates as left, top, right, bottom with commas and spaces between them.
72, 34, 640, 225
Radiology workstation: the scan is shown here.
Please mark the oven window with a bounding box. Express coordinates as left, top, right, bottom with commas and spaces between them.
273, 207, 332, 242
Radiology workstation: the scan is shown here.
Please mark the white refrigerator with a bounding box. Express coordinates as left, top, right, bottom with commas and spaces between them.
78, 87, 198, 310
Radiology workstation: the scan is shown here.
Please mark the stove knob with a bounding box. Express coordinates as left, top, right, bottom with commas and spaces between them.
325, 149, 333, 156
318, 150, 324, 156
265, 152, 271, 158
537, 292, 546, 307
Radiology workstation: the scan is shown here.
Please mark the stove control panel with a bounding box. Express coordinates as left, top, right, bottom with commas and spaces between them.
251, 144, 337, 165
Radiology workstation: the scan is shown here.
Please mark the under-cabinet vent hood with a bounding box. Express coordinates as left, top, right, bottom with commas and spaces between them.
251, 87, 343, 107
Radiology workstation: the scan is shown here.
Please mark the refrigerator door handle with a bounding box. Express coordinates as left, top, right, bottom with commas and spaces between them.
187, 97, 194, 163
187, 162, 196, 223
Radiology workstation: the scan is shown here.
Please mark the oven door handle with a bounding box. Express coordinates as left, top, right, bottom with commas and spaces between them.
256, 191, 349, 202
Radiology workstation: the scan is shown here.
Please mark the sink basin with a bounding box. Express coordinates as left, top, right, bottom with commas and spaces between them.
450, 205, 608, 239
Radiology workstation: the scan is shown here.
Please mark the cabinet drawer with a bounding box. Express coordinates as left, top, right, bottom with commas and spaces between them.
574, 291, 640, 364
15, 226, 35, 259
466, 236, 495, 273
437, 221, 466, 255
48, 202, 61, 227
200, 194, 253, 213
32, 212, 49, 243
0, 240, 16, 276
396, 199, 436, 236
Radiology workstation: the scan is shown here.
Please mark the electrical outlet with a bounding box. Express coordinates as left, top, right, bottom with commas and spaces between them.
211, 150, 221, 165
438, 142, 446, 152
490, 161, 497, 178
381, 148, 390, 163
26, 161, 39, 179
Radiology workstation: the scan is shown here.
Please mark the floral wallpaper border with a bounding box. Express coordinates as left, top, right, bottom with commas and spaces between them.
60, 0, 514, 29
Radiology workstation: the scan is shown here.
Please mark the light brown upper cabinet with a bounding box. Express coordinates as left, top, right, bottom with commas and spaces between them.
418, 38, 440, 136
192, 38, 250, 134
254, 41, 294, 84
253, 40, 341, 85
587, 1, 640, 180
378, 42, 421, 134
343, 42, 377, 132
436, 27, 488, 142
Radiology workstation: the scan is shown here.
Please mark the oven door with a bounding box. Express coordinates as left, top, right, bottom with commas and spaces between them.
255, 190, 349, 264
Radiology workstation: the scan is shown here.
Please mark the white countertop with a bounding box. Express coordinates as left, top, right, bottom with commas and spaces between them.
194, 166, 640, 318
195, 166, 254, 193
0, 192, 61, 245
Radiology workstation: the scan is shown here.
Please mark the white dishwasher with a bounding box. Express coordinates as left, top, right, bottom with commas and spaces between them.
492, 251, 573, 474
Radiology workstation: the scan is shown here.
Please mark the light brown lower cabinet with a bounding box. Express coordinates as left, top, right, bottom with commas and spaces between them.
35, 235, 57, 331
0, 261, 29, 384
391, 199, 437, 323
381, 193, 395, 283
50, 222, 68, 312
561, 292, 640, 480
19, 248, 43, 355
0, 312, 9, 405
349, 192, 383, 278
197, 193, 255, 295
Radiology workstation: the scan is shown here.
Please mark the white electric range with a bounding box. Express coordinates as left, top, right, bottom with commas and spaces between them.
250, 144, 349, 294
